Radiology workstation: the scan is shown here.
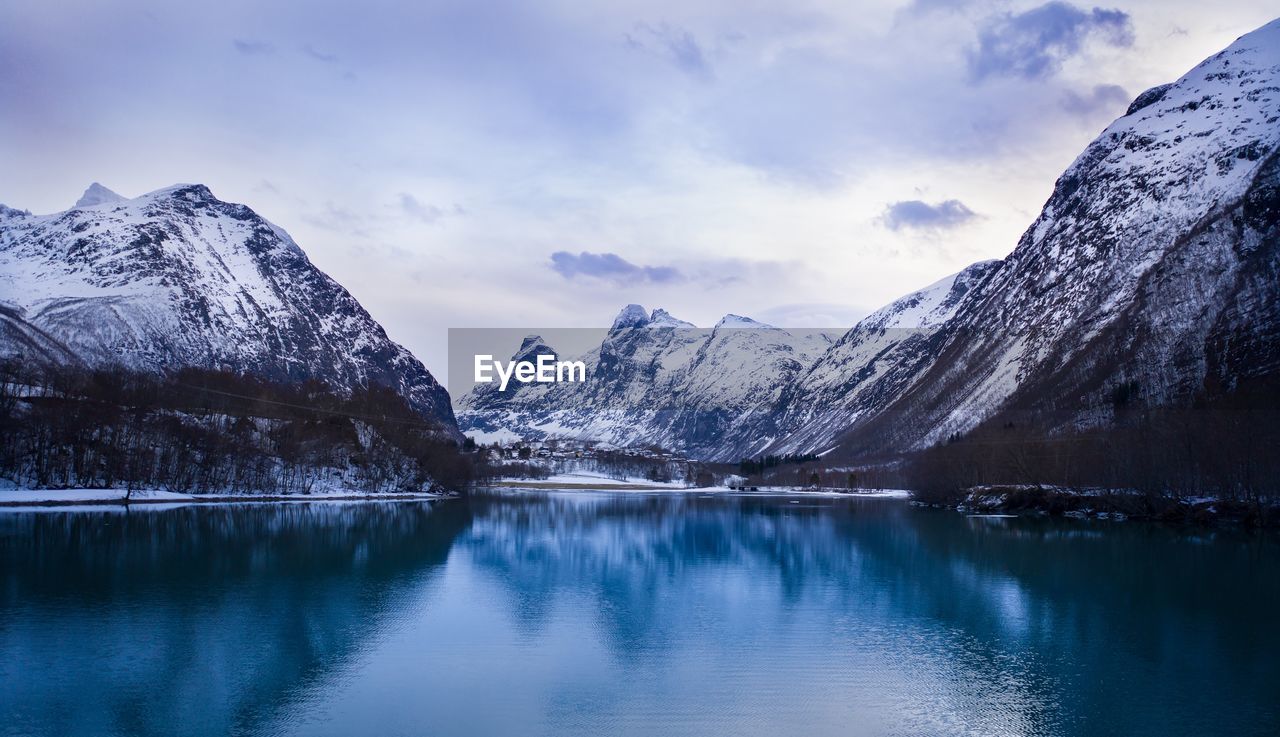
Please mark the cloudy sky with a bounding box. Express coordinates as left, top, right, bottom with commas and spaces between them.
1, 0, 1274, 376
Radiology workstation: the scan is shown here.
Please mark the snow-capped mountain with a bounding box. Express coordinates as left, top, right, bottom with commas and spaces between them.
0, 183, 458, 434
456, 306, 833, 459
461, 19, 1280, 464
820, 18, 1280, 457
18, 19, 1270, 467
749, 260, 1002, 456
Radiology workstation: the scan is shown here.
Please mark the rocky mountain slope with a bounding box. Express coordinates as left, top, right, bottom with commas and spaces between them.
750, 261, 1002, 456
461, 19, 1280, 465
0, 183, 458, 435
456, 307, 833, 459
823, 18, 1280, 458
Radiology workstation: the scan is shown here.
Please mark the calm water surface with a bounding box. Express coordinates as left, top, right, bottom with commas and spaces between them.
1, 490, 1277, 737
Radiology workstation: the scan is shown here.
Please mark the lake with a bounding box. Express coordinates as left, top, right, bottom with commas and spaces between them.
2, 490, 1277, 736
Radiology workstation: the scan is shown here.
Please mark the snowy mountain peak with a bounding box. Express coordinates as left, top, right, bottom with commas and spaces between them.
611, 304, 650, 330
715, 314, 770, 330
459, 18, 1280, 463
513, 334, 557, 361
0, 204, 31, 220
144, 183, 216, 204
457, 302, 833, 459
73, 182, 125, 209
0, 182, 458, 435
815, 17, 1280, 454
518, 334, 548, 353
648, 308, 694, 328
861, 260, 1002, 332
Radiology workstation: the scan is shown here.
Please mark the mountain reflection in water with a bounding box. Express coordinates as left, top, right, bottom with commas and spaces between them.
2, 491, 1277, 737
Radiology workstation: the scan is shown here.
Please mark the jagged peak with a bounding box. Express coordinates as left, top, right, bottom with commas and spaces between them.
73, 182, 125, 209
65, 182, 222, 213
855, 259, 1002, 333
611, 304, 650, 330
648, 308, 694, 328
0, 203, 32, 220
715, 314, 771, 329
144, 183, 216, 201
512, 334, 557, 361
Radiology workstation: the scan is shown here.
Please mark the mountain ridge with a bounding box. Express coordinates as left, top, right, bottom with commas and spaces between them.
457, 19, 1280, 466
456, 306, 834, 457
0, 182, 459, 436
831, 18, 1280, 457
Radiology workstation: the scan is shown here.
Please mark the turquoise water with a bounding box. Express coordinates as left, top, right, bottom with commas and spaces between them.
1, 490, 1277, 736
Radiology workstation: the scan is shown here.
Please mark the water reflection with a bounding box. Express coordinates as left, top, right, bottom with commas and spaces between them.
459, 490, 1280, 737
0, 502, 470, 737
2, 492, 1278, 737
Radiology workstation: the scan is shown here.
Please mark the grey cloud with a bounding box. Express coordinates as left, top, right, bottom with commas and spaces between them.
549, 251, 683, 285
233, 39, 275, 55
398, 193, 446, 224
626, 23, 712, 80
302, 201, 375, 238
881, 199, 977, 231
303, 44, 338, 63
904, 0, 973, 15
968, 2, 1134, 82
1060, 83, 1130, 116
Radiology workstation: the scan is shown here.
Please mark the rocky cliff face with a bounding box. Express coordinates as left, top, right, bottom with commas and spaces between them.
826, 18, 1280, 457
748, 261, 1003, 457
456, 307, 833, 459
0, 183, 458, 435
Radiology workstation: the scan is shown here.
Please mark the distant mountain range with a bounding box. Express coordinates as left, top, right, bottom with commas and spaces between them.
0, 182, 458, 437
456, 308, 834, 460
457, 19, 1280, 463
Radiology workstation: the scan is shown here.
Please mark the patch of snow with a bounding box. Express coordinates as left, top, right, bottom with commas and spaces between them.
714, 314, 772, 329
466, 427, 525, 445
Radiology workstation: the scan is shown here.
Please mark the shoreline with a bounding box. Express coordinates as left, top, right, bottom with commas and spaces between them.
489, 481, 912, 497
0, 488, 452, 511
916, 485, 1280, 529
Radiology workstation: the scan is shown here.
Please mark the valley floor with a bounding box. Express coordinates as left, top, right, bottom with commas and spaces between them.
491, 472, 913, 497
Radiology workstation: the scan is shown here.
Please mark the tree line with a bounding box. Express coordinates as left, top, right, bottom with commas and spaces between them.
737, 453, 819, 477
905, 374, 1280, 504
0, 360, 477, 494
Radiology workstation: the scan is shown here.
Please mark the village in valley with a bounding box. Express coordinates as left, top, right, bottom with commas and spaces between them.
472, 436, 900, 492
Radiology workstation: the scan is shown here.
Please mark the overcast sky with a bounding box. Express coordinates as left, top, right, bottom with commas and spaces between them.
2, 0, 1274, 377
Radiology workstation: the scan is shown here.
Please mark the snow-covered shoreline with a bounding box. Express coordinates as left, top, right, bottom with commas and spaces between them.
490, 474, 912, 498
0, 487, 451, 512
